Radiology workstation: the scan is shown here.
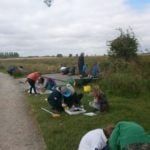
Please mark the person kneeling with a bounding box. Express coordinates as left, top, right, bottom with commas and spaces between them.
47, 87, 64, 112
89, 85, 109, 112
61, 84, 83, 108
78, 125, 114, 150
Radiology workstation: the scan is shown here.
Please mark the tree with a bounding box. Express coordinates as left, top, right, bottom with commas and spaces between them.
0, 51, 19, 58
69, 54, 72, 57
108, 28, 138, 60
56, 53, 63, 57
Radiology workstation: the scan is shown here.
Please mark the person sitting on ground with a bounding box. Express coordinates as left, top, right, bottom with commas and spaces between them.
89, 85, 109, 112
47, 86, 64, 112
108, 121, 150, 150
78, 124, 114, 150
7, 65, 17, 75
47, 84, 83, 112
38, 77, 57, 91
61, 84, 83, 108
25, 72, 41, 95
92, 62, 101, 78
60, 65, 69, 75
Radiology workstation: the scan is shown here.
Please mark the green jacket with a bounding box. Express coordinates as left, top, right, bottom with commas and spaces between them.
108, 121, 150, 150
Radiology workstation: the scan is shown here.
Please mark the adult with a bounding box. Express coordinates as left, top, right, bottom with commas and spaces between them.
47, 87, 63, 112
92, 62, 101, 78
108, 121, 150, 150
78, 52, 85, 75
78, 125, 114, 150
25, 72, 41, 95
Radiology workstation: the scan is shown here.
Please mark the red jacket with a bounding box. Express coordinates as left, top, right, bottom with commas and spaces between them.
27, 72, 41, 81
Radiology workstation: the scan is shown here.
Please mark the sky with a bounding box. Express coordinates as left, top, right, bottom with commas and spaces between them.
0, 0, 150, 57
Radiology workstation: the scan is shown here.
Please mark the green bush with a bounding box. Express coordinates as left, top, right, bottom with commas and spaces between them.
108, 28, 138, 61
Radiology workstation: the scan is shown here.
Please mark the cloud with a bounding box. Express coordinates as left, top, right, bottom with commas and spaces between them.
0, 0, 150, 56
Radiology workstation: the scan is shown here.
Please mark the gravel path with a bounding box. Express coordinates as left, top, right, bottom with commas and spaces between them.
0, 73, 46, 150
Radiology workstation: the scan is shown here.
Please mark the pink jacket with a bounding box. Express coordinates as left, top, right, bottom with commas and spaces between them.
27, 72, 41, 81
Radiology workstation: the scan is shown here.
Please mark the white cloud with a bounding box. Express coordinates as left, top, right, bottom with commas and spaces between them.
0, 0, 150, 56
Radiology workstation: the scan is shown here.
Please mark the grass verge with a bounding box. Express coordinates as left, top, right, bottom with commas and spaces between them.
26, 91, 150, 150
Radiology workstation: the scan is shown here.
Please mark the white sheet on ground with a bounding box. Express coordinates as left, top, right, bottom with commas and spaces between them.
84, 112, 97, 116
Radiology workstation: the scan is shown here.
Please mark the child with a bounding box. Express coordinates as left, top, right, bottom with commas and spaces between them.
38, 77, 57, 91
78, 125, 114, 150
89, 85, 109, 112
25, 72, 41, 95
61, 84, 83, 108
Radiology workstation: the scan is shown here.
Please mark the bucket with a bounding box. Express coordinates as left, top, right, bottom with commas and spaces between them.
83, 85, 91, 92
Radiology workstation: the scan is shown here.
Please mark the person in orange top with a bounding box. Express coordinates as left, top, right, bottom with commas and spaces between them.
25, 72, 41, 95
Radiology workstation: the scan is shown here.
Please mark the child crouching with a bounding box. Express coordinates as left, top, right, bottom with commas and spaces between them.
89, 85, 109, 112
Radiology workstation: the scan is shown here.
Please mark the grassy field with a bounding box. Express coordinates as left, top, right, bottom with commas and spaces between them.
25, 92, 150, 150
0, 55, 150, 150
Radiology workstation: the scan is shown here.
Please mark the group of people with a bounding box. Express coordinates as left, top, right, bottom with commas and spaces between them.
25, 72, 57, 95
78, 52, 101, 78
25, 72, 150, 150
78, 121, 150, 150
25, 72, 109, 113
25, 72, 83, 112
47, 83, 83, 112
59, 52, 101, 78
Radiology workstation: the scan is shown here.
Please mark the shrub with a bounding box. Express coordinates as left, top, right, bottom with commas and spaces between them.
100, 72, 148, 97
108, 28, 138, 61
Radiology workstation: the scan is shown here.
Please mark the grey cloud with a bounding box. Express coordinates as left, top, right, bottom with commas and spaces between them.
0, 0, 150, 56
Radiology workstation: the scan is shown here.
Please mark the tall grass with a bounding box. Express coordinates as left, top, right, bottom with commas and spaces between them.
0, 55, 149, 96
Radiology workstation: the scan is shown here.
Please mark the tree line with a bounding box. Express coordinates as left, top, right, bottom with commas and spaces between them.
0, 52, 19, 58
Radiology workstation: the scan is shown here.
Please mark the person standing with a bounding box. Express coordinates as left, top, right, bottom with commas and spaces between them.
78, 53, 85, 75
25, 72, 41, 95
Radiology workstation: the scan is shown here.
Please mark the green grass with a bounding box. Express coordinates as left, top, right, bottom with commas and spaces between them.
1, 55, 150, 150
25, 91, 150, 150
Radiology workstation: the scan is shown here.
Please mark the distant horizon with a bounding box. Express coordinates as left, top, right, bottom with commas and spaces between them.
0, 50, 150, 59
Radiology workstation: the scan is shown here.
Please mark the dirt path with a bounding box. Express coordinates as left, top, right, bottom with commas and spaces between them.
0, 73, 46, 150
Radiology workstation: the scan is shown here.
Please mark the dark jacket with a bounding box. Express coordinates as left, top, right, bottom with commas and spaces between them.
48, 89, 63, 111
